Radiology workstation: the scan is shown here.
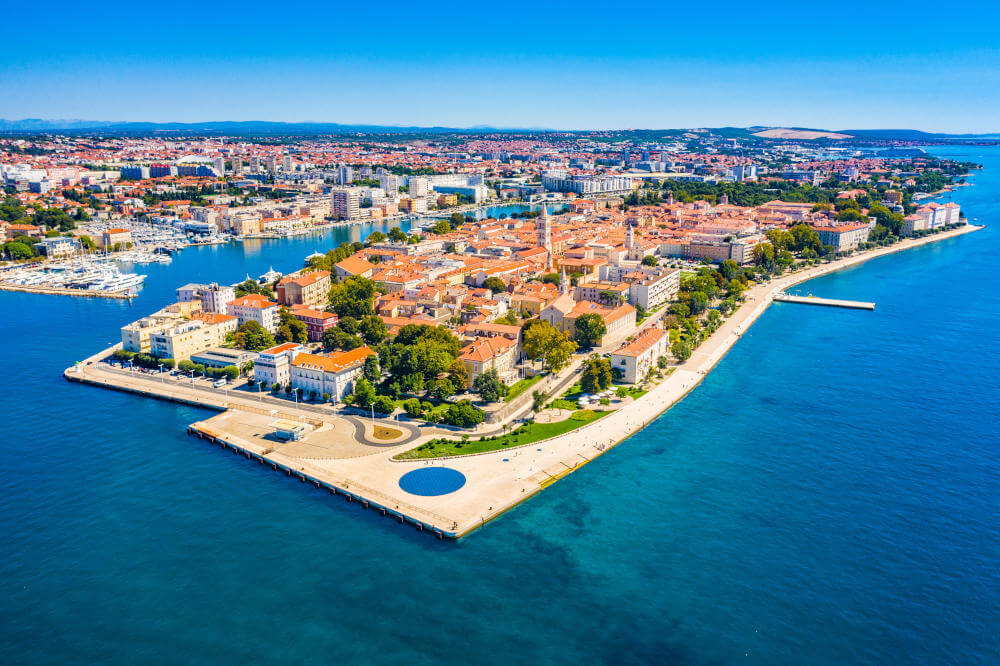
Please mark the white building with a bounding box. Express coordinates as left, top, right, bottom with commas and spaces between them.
609, 327, 667, 383
228, 294, 280, 332
176, 283, 236, 314
541, 171, 634, 195
253, 342, 304, 388
408, 176, 429, 198
289, 347, 376, 401
331, 188, 361, 220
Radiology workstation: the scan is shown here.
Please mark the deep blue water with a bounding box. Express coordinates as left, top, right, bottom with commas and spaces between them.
2, 148, 997, 665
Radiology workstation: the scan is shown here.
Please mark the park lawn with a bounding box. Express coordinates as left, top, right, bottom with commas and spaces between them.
393, 409, 610, 460
613, 383, 647, 400
548, 398, 577, 410
506, 374, 543, 402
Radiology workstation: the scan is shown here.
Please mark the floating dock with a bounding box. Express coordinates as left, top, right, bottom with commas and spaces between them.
774, 292, 875, 310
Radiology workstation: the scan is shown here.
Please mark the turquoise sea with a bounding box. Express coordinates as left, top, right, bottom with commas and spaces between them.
1, 147, 997, 665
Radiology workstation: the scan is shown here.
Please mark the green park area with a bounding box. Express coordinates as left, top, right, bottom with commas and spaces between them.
393, 409, 610, 460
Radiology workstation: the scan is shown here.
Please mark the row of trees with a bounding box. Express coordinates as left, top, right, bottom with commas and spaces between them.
111, 349, 175, 369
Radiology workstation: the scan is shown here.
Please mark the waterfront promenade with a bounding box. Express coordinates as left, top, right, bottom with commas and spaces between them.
65, 224, 982, 538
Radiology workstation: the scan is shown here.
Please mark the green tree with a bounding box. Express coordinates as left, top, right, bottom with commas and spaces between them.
362, 354, 380, 383
598, 290, 623, 306
431, 219, 451, 234
322, 326, 363, 351
431, 378, 456, 401
388, 227, 407, 243
719, 259, 742, 282
275, 307, 308, 344
766, 228, 794, 252
401, 372, 425, 394
789, 224, 821, 252
352, 378, 376, 407
221, 365, 240, 381
442, 400, 485, 427
752, 242, 775, 266
403, 398, 422, 417
328, 275, 376, 319
482, 276, 506, 293
473, 369, 508, 403
574, 313, 607, 348
523, 320, 577, 372
581, 355, 613, 393
234, 321, 275, 351
671, 340, 692, 362
235, 278, 274, 299
3, 241, 34, 260
365, 230, 387, 245
359, 315, 388, 345
641, 255, 658, 266
372, 395, 395, 415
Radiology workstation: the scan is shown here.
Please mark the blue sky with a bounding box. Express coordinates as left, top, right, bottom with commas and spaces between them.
2, 0, 998, 132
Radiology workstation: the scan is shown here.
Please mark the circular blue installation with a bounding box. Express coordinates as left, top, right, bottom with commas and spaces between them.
398, 467, 467, 496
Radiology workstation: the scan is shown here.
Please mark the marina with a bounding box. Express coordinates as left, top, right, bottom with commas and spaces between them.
0, 256, 146, 298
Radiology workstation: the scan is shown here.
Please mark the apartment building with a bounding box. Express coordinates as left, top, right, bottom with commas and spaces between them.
228, 294, 280, 332
120, 302, 201, 352
149, 313, 237, 360
458, 336, 519, 388
331, 188, 360, 220
289, 305, 338, 342
34, 236, 77, 259
574, 281, 630, 306
176, 282, 236, 314
609, 327, 667, 384
276, 270, 331, 308
816, 223, 871, 252
627, 269, 680, 310
542, 298, 636, 347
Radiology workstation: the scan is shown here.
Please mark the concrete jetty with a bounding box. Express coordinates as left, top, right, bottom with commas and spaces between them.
0, 282, 134, 299
774, 292, 875, 310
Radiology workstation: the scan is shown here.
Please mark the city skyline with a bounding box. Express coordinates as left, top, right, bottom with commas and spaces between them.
2, 0, 999, 133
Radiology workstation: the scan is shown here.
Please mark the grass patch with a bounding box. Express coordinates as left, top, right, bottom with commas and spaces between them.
506, 374, 543, 402
548, 398, 577, 410
393, 409, 610, 460
372, 426, 402, 440
613, 384, 647, 400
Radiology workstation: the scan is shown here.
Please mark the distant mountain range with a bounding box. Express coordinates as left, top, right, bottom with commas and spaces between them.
0, 119, 997, 141
0, 119, 547, 135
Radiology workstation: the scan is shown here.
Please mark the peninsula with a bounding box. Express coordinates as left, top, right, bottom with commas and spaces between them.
39, 130, 978, 537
